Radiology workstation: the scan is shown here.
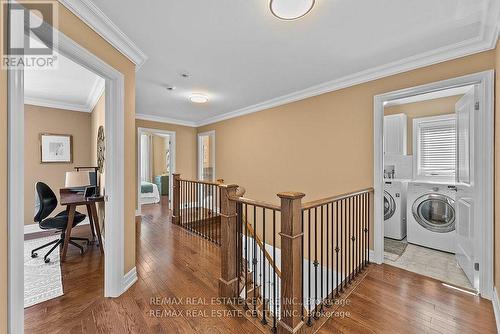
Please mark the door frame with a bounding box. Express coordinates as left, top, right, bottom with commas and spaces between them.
373, 70, 494, 299
136, 127, 176, 215
197, 130, 216, 181
8, 22, 127, 333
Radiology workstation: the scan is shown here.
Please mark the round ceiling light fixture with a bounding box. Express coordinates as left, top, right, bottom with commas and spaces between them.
270, 0, 315, 20
189, 93, 209, 104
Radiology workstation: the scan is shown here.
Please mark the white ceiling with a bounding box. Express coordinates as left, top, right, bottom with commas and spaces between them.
24, 39, 104, 113
89, 0, 500, 126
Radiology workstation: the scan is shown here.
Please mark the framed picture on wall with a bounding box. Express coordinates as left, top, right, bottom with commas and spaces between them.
40, 133, 73, 163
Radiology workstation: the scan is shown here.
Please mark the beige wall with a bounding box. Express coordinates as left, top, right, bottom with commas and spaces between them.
24, 105, 92, 225
384, 95, 461, 155
152, 135, 168, 176
90, 93, 105, 231
90, 93, 105, 178
0, 1, 136, 330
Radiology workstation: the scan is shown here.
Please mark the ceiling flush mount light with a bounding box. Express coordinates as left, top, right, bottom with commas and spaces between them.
189, 93, 209, 104
270, 0, 315, 20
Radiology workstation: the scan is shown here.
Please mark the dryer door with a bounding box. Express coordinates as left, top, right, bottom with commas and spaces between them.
412, 194, 455, 233
384, 191, 396, 220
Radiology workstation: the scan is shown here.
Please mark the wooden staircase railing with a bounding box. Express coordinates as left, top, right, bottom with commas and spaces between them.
172, 172, 373, 334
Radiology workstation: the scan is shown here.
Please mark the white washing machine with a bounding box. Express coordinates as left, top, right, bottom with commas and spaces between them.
406, 182, 456, 253
384, 180, 408, 240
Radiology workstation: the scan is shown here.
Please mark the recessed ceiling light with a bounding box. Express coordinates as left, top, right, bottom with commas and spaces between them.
189, 93, 209, 104
270, 0, 315, 20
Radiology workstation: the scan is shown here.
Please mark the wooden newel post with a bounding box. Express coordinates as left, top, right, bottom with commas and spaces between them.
172, 173, 181, 225
218, 184, 239, 299
277, 191, 305, 334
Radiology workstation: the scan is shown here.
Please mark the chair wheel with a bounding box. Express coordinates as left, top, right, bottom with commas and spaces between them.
44, 258, 50, 263
31, 253, 38, 258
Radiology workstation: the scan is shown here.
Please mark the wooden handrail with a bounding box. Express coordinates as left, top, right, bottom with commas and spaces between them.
178, 177, 223, 186
242, 216, 282, 278
301, 187, 374, 210
229, 196, 281, 211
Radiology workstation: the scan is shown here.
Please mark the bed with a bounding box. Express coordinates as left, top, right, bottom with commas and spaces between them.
140, 181, 161, 205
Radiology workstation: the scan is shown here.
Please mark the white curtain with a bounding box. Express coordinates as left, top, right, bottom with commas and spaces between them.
140, 134, 153, 182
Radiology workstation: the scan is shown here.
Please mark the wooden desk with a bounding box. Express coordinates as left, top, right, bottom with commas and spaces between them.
60, 189, 104, 262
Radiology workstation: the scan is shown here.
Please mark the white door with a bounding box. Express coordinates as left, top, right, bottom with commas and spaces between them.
454, 88, 477, 288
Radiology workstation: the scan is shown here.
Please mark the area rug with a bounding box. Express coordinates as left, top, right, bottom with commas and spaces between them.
24, 235, 63, 308
384, 238, 408, 257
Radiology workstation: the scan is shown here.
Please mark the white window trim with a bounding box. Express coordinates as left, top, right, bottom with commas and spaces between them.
412, 114, 457, 181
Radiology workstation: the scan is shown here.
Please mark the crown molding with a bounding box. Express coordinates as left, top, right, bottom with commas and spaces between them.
24, 96, 92, 112
59, 0, 148, 70
135, 113, 198, 127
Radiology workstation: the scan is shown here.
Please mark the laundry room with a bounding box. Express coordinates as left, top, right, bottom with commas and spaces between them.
381, 84, 481, 292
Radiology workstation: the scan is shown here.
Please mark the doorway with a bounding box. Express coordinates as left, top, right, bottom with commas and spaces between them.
198, 131, 215, 181
373, 71, 494, 298
136, 128, 176, 215
8, 15, 126, 333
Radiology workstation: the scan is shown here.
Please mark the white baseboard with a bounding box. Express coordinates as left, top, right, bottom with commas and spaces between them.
24, 218, 90, 235
492, 287, 500, 332
122, 266, 138, 293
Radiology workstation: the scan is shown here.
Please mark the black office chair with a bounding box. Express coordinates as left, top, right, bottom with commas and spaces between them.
32, 182, 90, 263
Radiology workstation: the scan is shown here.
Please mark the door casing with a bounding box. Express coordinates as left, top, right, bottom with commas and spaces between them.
373, 70, 494, 299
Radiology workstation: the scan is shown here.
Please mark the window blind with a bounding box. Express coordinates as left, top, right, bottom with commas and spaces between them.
417, 118, 456, 177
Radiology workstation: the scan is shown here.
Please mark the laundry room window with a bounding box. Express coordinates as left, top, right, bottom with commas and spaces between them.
413, 114, 457, 180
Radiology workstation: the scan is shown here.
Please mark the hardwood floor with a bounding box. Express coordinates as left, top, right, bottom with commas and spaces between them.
25, 197, 262, 334
25, 197, 497, 333
317, 264, 496, 334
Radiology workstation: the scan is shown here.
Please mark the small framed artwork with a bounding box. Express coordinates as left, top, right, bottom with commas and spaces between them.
40, 133, 73, 163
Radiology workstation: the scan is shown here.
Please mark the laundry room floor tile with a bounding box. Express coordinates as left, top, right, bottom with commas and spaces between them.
384, 243, 473, 290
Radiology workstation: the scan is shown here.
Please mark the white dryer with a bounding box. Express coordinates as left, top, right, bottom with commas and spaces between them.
384, 180, 408, 240
406, 182, 456, 253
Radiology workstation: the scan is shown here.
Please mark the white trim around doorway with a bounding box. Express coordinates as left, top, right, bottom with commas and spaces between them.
8, 24, 130, 333
136, 127, 176, 216
373, 70, 494, 299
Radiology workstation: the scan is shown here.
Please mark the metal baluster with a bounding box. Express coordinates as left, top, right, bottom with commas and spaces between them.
301, 209, 304, 322
367, 192, 370, 264
358, 194, 361, 274
244, 203, 248, 309
320, 205, 324, 313
326, 203, 330, 306
350, 196, 354, 283
261, 208, 267, 325
354, 195, 358, 276
342, 198, 346, 290
253, 205, 257, 316
237, 202, 241, 295
348, 197, 352, 284
273, 210, 277, 332
335, 201, 339, 297
307, 209, 312, 326
314, 207, 318, 319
